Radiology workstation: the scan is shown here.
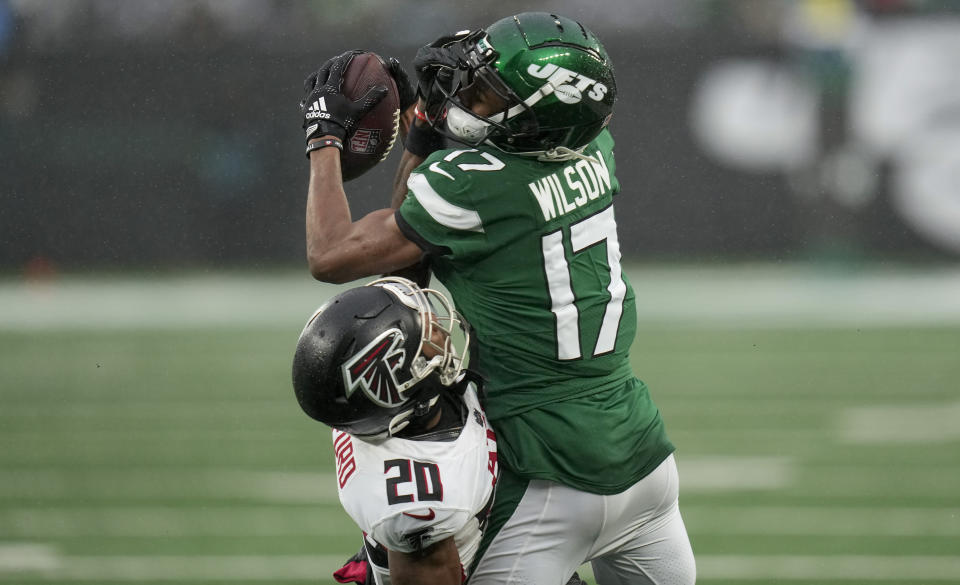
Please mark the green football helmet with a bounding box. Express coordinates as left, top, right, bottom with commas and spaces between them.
425, 12, 617, 156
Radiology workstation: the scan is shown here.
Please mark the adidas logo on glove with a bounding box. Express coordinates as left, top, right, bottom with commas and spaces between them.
305, 97, 332, 120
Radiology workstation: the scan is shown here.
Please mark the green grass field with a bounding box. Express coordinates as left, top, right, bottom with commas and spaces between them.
1, 266, 959, 584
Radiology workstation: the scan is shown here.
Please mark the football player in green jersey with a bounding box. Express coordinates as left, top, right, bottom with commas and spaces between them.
299, 12, 696, 585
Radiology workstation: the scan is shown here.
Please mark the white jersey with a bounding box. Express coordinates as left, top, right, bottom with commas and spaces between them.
333, 384, 498, 583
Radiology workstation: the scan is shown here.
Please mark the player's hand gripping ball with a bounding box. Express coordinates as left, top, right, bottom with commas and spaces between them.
301, 50, 401, 181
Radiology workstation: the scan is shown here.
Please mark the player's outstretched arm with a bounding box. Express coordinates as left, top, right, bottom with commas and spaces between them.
304, 147, 421, 284
300, 53, 423, 284
388, 537, 462, 585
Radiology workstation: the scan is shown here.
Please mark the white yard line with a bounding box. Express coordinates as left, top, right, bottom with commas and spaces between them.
630, 265, 960, 328
3, 551, 960, 581
2, 266, 960, 330
0, 401, 291, 418
0, 457, 795, 505
697, 554, 960, 581
0, 274, 342, 331
683, 505, 960, 536
675, 456, 794, 490
0, 470, 339, 503
0, 553, 348, 580
0, 429, 308, 442
5, 504, 956, 539
840, 401, 960, 444
0, 544, 60, 571
1, 506, 348, 538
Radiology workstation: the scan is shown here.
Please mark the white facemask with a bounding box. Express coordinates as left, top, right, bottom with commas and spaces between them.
445, 105, 503, 143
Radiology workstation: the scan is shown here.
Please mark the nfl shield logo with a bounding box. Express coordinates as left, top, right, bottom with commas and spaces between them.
350, 128, 381, 154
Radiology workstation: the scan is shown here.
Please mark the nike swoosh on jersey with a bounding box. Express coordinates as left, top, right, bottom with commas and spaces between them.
402, 509, 436, 521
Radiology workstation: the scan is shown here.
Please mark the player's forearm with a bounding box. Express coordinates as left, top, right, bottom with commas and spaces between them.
305, 145, 421, 283
305, 145, 349, 253
388, 539, 462, 585
304, 147, 366, 283
306, 207, 403, 284
391, 564, 462, 585
391, 149, 426, 209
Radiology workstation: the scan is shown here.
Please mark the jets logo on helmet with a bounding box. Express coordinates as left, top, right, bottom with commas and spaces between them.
342, 328, 410, 407
419, 12, 617, 156
525, 63, 609, 105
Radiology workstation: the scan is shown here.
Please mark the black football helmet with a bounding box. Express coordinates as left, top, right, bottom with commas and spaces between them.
292, 277, 468, 439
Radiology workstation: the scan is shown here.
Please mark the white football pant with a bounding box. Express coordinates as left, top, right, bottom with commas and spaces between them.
469, 454, 695, 585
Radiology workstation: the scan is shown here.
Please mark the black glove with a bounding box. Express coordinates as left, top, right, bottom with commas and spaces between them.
300, 50, 388, 143
385, 57, 416, 113
412, 31, 472, 119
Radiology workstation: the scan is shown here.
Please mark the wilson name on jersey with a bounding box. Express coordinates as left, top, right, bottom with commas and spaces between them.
333, 385, 497, 579
396, 130, 674, 494
396, 130, 634, 416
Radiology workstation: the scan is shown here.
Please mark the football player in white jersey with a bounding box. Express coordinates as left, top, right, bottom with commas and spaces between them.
292, 277, 499, 585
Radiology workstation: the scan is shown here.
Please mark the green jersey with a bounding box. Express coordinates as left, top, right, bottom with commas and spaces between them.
396, 130, 673, 493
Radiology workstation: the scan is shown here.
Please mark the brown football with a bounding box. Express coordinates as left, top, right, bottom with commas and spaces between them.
339, 52, 401, 181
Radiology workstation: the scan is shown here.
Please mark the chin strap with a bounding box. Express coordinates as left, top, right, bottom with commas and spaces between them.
536, 146, 601, 164
486, 141, 601, 165
385, 393, 441, 437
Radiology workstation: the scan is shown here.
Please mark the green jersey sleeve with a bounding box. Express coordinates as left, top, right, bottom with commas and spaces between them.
395, 148, 493, 262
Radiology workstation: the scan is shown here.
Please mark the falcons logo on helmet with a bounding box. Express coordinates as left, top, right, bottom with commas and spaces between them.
342, 328, 409, 407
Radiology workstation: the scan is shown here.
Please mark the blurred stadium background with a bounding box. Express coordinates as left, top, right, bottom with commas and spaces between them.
1, 0, 959, 583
